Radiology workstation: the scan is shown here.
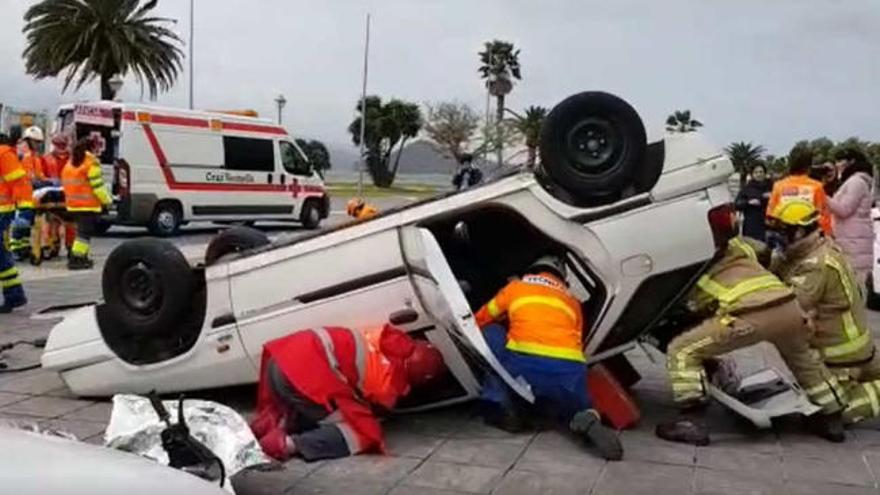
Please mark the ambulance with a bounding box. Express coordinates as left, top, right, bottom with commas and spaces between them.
52, 102, 329, 236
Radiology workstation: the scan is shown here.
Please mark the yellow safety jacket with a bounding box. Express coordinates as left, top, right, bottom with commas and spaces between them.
688, 236, 794, 320
775, 232, 873, 364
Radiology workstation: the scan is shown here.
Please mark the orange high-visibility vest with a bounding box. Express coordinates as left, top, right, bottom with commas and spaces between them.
476, 272, 586, 362
767, 174, 832, 234
21, 150, 46, 181
62, 158, 102, 212
0, 145, 33, 213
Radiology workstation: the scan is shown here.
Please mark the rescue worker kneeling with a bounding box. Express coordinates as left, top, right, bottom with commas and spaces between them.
249, 324, 445, 461
657, 234, 847, 445
769, 200, 880, 425
61, 137, 112, 270
475, 255, 623, 461
346, 197, 378, 221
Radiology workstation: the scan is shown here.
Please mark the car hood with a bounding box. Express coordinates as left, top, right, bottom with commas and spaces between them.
0, 427, 226, 495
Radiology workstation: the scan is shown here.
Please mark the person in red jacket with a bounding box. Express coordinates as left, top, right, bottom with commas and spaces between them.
250, 324, 445, 461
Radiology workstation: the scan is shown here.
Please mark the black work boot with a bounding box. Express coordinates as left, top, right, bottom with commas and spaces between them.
806, 412, 845, 443
67, 255, 94, 271
656, 418, 710, 446
570, 410, 623, 461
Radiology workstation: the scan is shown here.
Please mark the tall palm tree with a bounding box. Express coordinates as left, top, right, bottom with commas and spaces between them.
725, 141, 766, 186
479, 40, 521, 166
22, 0, 183, 100
665, 110, 703, 133
512, 105, 547, 170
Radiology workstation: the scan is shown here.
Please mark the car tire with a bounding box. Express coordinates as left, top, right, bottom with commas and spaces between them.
540, 91, 647, 203
204, 226, 271, 266
102, 238, 194, 339
866, 275, 880, 311
148, 202, 182, 237
301, 200, 322, 230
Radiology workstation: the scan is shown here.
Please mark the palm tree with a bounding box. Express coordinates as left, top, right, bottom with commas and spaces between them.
512, 106, 548, 170
479, 40, 521, 166
348, 96, 423, 187
725, 141, 766, 186
665, 110, 703, 133
22, 0, 183, 100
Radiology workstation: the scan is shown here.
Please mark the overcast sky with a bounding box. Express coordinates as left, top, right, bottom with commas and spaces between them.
1, 0, 879, 156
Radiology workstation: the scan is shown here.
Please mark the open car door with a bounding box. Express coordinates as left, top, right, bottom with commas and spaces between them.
398, 226, 535, 402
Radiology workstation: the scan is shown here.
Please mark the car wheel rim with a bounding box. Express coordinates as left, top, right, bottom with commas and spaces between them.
121, 262, 161, 314
566, 118, 622, 172
157, 210, 176, 231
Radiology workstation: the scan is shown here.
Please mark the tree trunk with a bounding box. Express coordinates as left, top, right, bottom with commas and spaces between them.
526, 146, 537, 170
100, 74, 113, 100
495, 93, 505, 167
391, 137, 409, 180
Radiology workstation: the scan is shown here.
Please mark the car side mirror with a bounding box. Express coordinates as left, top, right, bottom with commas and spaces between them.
389, 308, 419, 326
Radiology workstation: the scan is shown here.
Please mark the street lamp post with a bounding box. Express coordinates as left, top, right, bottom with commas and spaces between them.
108, 75, 124, 101
275, 94, 287, 125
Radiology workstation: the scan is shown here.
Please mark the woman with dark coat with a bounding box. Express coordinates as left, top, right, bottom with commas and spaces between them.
735, 164, 772, 241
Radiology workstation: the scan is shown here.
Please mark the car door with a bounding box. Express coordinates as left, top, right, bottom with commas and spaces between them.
398, 226, 535, 402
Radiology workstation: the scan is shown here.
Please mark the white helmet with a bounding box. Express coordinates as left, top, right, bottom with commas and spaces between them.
23, 126, 44, 142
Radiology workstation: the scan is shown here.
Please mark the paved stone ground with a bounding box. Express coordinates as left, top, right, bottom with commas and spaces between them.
4, 226, 880, 494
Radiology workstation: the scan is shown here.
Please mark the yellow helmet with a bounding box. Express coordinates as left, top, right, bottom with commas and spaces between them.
767, 199, 819, 227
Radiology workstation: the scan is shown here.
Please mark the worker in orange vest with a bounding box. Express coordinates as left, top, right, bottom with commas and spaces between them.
8, 126, 45, 261
41, 135, 76, 258
0, 128, 34, 312
475, 255, 623, 460
766, 145, 832, 235
250, 324, 446, 461
346, 197, 378, 221
61, 137, 112, 270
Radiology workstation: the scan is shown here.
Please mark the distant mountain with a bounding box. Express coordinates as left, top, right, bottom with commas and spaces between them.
326, 140, 458, 175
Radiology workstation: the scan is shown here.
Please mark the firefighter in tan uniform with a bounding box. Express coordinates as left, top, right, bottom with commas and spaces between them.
769, 199, 880, 424
657, 234, 847, 445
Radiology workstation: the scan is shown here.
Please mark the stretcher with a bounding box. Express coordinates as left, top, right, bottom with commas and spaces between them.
28, 187, 70, 266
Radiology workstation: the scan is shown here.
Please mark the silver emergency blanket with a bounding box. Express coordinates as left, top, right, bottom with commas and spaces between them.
104, 394, 271, 492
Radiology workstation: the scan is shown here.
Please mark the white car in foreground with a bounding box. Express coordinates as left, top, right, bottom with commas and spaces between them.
43, 91, 735, 410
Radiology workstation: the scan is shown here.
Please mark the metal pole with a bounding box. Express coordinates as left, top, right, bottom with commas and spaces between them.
188, 0, 194, 109
357, 13, 371, 198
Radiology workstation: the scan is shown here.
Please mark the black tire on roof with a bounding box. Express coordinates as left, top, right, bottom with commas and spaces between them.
102, 238, 194, 339
540, 91, 648, 203
204, 226, 271, 266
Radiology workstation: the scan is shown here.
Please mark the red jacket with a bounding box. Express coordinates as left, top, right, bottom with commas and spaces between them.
255, 326, 411, 455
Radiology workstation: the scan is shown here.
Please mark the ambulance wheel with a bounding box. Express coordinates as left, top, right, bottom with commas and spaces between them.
148, 201, 182, 237
866, 275, 880, 311
540, 91, 647, 204
103, 238, 194, 338
301, 200, 322, 230
205, 226, 271, 266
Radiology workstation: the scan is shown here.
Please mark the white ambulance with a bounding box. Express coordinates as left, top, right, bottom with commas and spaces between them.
52, 102, 329, 236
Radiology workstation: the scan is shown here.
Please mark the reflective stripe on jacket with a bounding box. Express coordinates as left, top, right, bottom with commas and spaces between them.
767, 174, 832, 235
255, 326, 410, 455
475, 272, 585, 362
0, 145, 34, 212
61, 153, 111, 212
775, 232, 873, 364
688, 236, 794, 318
